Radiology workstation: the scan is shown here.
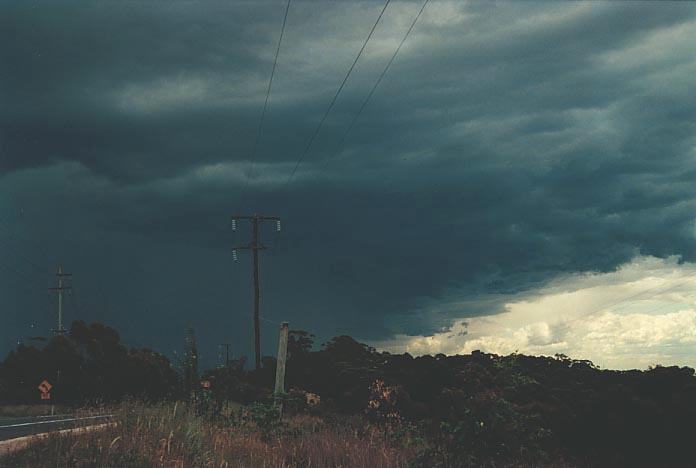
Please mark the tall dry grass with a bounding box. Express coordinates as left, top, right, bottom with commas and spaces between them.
0, 401, 418, 468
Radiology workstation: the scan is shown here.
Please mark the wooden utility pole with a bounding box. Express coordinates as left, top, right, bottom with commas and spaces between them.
232, 214, 281, 370
220, 343, 231, 368
274, 322, 289, 396
48, 265, 72, 335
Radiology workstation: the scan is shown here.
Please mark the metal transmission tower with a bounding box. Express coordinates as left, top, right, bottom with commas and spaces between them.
48, 265, 72, 335
231, 214, 281, 370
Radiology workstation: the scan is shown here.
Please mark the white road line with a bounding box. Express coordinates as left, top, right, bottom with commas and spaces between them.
0, 422, 117, 455
0, 414, 112, 429
1, 414, 72, 420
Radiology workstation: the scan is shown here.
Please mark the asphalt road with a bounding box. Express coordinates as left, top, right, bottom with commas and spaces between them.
0, 414, 113, 441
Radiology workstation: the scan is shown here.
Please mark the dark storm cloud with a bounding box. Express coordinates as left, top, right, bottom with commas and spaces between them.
0, 1, 281, 180
2, 1, 696, 362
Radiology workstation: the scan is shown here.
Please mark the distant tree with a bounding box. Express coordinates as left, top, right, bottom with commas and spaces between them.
285, 330, 316, 392
0, 320, 179, 404
125, 348, 180, 400
0, 344, 44, 403
288, 329, 314, 360
202, 356, 260, 404
321, 335, 375, 363
67, 320, 132, 401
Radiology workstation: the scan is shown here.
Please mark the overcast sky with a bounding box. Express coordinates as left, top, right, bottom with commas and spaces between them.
2, 1, 696, 369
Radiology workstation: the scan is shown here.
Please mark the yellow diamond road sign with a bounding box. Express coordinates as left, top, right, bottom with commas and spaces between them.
38, 380, 52, 394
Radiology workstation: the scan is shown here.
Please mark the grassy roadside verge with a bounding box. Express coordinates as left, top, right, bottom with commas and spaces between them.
0, 405, 72, 419
0, 400, 419, 468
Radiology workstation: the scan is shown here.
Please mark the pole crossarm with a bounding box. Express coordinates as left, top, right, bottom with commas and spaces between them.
232, 245, 267, 251
231, 215, 280, 221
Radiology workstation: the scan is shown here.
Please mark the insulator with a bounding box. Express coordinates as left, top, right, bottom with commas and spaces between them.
276, 220, 281, 232
232, 249, 238, 262
231, 219, 237, 231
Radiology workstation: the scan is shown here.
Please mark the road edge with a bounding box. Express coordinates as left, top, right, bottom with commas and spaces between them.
0, 422, 116, 456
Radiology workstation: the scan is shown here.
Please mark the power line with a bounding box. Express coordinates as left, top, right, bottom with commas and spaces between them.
570, 275, 696, 322
284, 0, 391, 186
322, 0, 429, 168
643, 289, 696, 315
518, 273, 696, 334
258, 313, 282, 326
239, 0, 292, 207
457, 273, 696, 341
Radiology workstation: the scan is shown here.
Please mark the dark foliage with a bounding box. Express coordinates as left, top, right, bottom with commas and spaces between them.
234, 331, 696, 466
3, 323, 695, 465
0, 321, 179, 404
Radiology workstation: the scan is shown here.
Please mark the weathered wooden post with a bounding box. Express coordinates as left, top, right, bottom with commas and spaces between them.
274, 322, 289, 394
274, 322, 289, 414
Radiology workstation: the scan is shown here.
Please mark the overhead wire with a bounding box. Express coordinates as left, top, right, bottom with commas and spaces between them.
468, 272, 696, 339
558, 273, 696, 328
283, 0, 392, 187
237, 0, 696, 347
237, 0, 292, 210
230, 1, 392, 337
308, 0, 430, 234
641, 289, 696, 315
319, 0, 429, 171
300, 1, 696, 346
247, 0, 422, 338
229, 2, 292, 333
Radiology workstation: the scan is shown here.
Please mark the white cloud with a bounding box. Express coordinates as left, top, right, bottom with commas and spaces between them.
137, 158, 336, 196
375, 255, 696, 370
598, 20, 696, 72
113, 73, 260, 114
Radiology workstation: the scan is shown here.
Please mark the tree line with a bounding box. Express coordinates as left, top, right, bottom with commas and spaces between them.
2, 321, 696, 465
0, 321, 178, 403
